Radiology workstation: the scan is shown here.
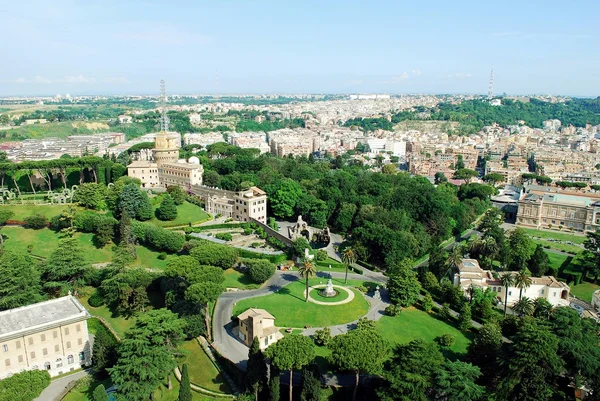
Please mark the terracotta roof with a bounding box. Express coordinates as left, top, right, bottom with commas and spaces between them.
237, 308, 275, 321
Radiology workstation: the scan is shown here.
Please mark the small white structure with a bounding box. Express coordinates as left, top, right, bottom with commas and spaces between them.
453, 259, 570, 307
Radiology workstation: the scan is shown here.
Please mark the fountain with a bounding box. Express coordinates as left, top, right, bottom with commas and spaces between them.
319, 278, 338, 298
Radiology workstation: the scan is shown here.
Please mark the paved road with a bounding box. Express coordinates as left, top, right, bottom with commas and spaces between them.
416, 229, 480, 268
34, 369, 91, 401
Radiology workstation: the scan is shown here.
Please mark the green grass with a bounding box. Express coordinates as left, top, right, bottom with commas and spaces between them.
375, 307, 472, 357
0, 204, 79, 220
0, 121, 97, 142
309, 287, 350, 303
233, 279, 369, 328
521, 228, 586, 244
532, 239, 583, 254
223, 268, 257, 289
546, 252, 570, 273
180, 340, 231, 393
1, 226, 175, 269
62, 377, 111, 401
149, 200, 211, 228
80, 294, 137, 338
570, 281, 600, 303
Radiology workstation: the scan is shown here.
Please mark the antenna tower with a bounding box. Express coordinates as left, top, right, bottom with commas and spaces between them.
488, 66, 494, 101
159, 79, 169, 132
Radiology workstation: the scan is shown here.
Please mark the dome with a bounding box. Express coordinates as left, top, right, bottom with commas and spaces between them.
188, 156, 200, 164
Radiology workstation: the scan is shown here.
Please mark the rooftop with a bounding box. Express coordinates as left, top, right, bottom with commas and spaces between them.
0, 295, 90, 340
237, 308, 275, 321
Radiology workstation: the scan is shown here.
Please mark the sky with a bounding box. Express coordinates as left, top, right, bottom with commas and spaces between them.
0, 0, 598, 97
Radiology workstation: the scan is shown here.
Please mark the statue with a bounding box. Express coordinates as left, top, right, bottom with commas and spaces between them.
320, 277, 337, 298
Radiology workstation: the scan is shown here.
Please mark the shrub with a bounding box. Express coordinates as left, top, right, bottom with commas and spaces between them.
190, 241, 239, 269
73, 211, 99, 233
158, 252, 167, 260
166, 185, 186, 205
216, 232, 233, 241
316, 249, 328, 262
131, 222, 185, 253
435, 333, 456, 348
243, 228, 253, 235
88, 291, 105, 307
313, 327, 331, 346
385, 304, 402, 316
23, 214, 48, 229
247, 259, 276, 283
438, 303, 452, 322
422, 293, 434, 312
49, 214, 71, 231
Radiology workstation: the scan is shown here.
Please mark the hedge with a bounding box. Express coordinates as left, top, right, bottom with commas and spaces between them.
190, 223, 245, 232
132, 221, 185, 253
238, 249, 288, 264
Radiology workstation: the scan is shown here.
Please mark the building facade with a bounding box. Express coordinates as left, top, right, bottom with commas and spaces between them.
233, 187, 267, 223
237, 308, 283, 350
0, 295, 92, 379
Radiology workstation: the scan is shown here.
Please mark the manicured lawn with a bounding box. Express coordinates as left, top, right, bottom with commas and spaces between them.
1, 226, 175, 269
80, 294, 137, 338
62, 377, 112, 401
375, 307, 472, 356
223, 268, 257, 289
570, 281, 600, 303
521, 228, 586, 244
532, 239, 583, 254
232, 279, 370, 328
149, 200, 211, 228
546, 252, 570, 272
179, 340, 231, 394
309, 288, 350, 303
0, 204, 80, 220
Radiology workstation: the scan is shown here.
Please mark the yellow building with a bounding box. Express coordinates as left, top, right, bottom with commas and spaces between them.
237, 308, 283, 350
0, 295, 92, 379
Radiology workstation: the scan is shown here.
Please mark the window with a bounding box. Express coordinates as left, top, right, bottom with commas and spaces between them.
44, 362, 50, 370
28, 338, 33, 346
54, 345, 60, 352
76, 324, 81, 333
4, 359, 10, 367
67, 355, 74, 365
30, 352, 36, 359
553, 292, 557, 297
56, 358, 63, 368
42, 348, 48, 356
2, 345, 7, 352
40, 334, 46, 342
508, 291, 512, 296
541, 289, 545, 295
79, 352, 85, 362
64, 328, 69, 335
66, 341, 71, 349
77, 338, 82, 346
17, 355, 23, 363
15, 341, 20, 349
53, 331, 58, 339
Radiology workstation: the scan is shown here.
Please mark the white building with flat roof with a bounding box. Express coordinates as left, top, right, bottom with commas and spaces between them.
0, 295, 92, 379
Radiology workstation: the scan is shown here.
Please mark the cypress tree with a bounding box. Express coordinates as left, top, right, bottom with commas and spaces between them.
157, 194, 178, 221
178, 364, 193, 401
246, 337, 267, 400
93, 384, 109, 401
269, 370, 280, 401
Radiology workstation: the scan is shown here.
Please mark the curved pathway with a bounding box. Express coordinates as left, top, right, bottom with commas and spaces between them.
305, 285, 355, 305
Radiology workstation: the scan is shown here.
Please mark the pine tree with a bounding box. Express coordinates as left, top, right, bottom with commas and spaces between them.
93, 384, 109, 401
178, 364, 192, 401
246, 337, 267, 400
137, 191, 154, 221
458, 303, 472, 331
157, 194, 178, 221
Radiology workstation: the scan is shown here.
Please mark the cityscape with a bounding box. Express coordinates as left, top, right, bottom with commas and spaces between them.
0, 1, 599, 401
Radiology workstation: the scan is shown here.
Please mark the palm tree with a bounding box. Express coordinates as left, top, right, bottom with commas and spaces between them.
513, 270, 532, 301
298, 259, 317, 302
341, 248, 356, 284
500, 273, 514, 316
512, 297, 534, 317
447, 245, 464, 277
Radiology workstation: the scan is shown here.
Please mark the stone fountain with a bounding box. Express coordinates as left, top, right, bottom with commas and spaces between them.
319, 278, 338, 298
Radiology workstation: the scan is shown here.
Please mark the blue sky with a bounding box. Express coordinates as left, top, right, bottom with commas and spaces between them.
0, 0, 598, 96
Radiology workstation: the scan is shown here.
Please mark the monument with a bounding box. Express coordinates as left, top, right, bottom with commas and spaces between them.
320, 276, 338, 298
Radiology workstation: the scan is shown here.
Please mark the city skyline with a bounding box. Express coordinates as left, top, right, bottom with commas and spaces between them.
0, 0, 598, 97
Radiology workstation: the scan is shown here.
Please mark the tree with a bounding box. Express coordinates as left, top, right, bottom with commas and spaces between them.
178, 364, 193, 401
301, 369, 323, 401
512, 296, 534, 317
466, 323, 503, 385
167, 185, 186, 205
447, 245, 464, 276
92, 322, 118, 378
118, 183, 144, 218
266, 335, 315, 401
482, 173, 504, 186
500, 273, 513, 315
190, 242, 238, 269
73, 183, 106, 210
508, 228, 534, 270
533, 298, 553, 320
42, 236, 89, 294
433, 361, 484, 401
513, 269, 532, 300
455, 155, 465, 170
269, 371, 280, 401
0, 370, 51, 401
291, 237, 311, 258
0, 251, 42, 310
298, 258, 317, 302
382, 164, 397, 174
101, 268, 153, 315
328, 327, 389, 401
157, 193, 178, 221
434, 172, 448, 185
341, 247, 356, 284
497, 319, 562, 401
583, 230, 600, 281
136, 191, 154, 221
96, 217, 115, 247
246, 337, 267, 401
185, 281, 225, 342
378, 339, 444, 401
527, 244, 550, 277
456, 301, 471, 331
247, 259, 276, 284
268, 179, 303, 218
93, 384, 109, 401
453, 168, 478, 183
387, 260, 421, 307
422, 293, 434, 312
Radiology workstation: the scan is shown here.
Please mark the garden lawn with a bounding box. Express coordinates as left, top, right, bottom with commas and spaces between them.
532, 239, 583, 254
232, 279, 370, 328
80, 293, 137, 338
150, 200, 210, 228
546, 252, 570, 273
223, 268, 257, 289
375, 307, 472, 356
1, 226, 175, 269
0, 204, 76, 220
570, 281, 600, 303
521, 228, 586, 244
180, 340, 231, 394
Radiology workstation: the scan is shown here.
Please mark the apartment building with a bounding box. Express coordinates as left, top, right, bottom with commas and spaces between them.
0, 295, 92, 379
233, 187, 267, 223
158, 161, 204, 189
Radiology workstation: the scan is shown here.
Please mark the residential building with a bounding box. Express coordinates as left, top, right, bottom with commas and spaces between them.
0, 295, 92, 379
233, 187, 267, 223
127, 160, 160, 188
453, 259, 570, 307
236, 308, 283, 349
158, 160, 204, 190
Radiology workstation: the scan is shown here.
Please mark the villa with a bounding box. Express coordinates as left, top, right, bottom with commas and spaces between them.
236, 308, 283, 350
453, 259, 570, 307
